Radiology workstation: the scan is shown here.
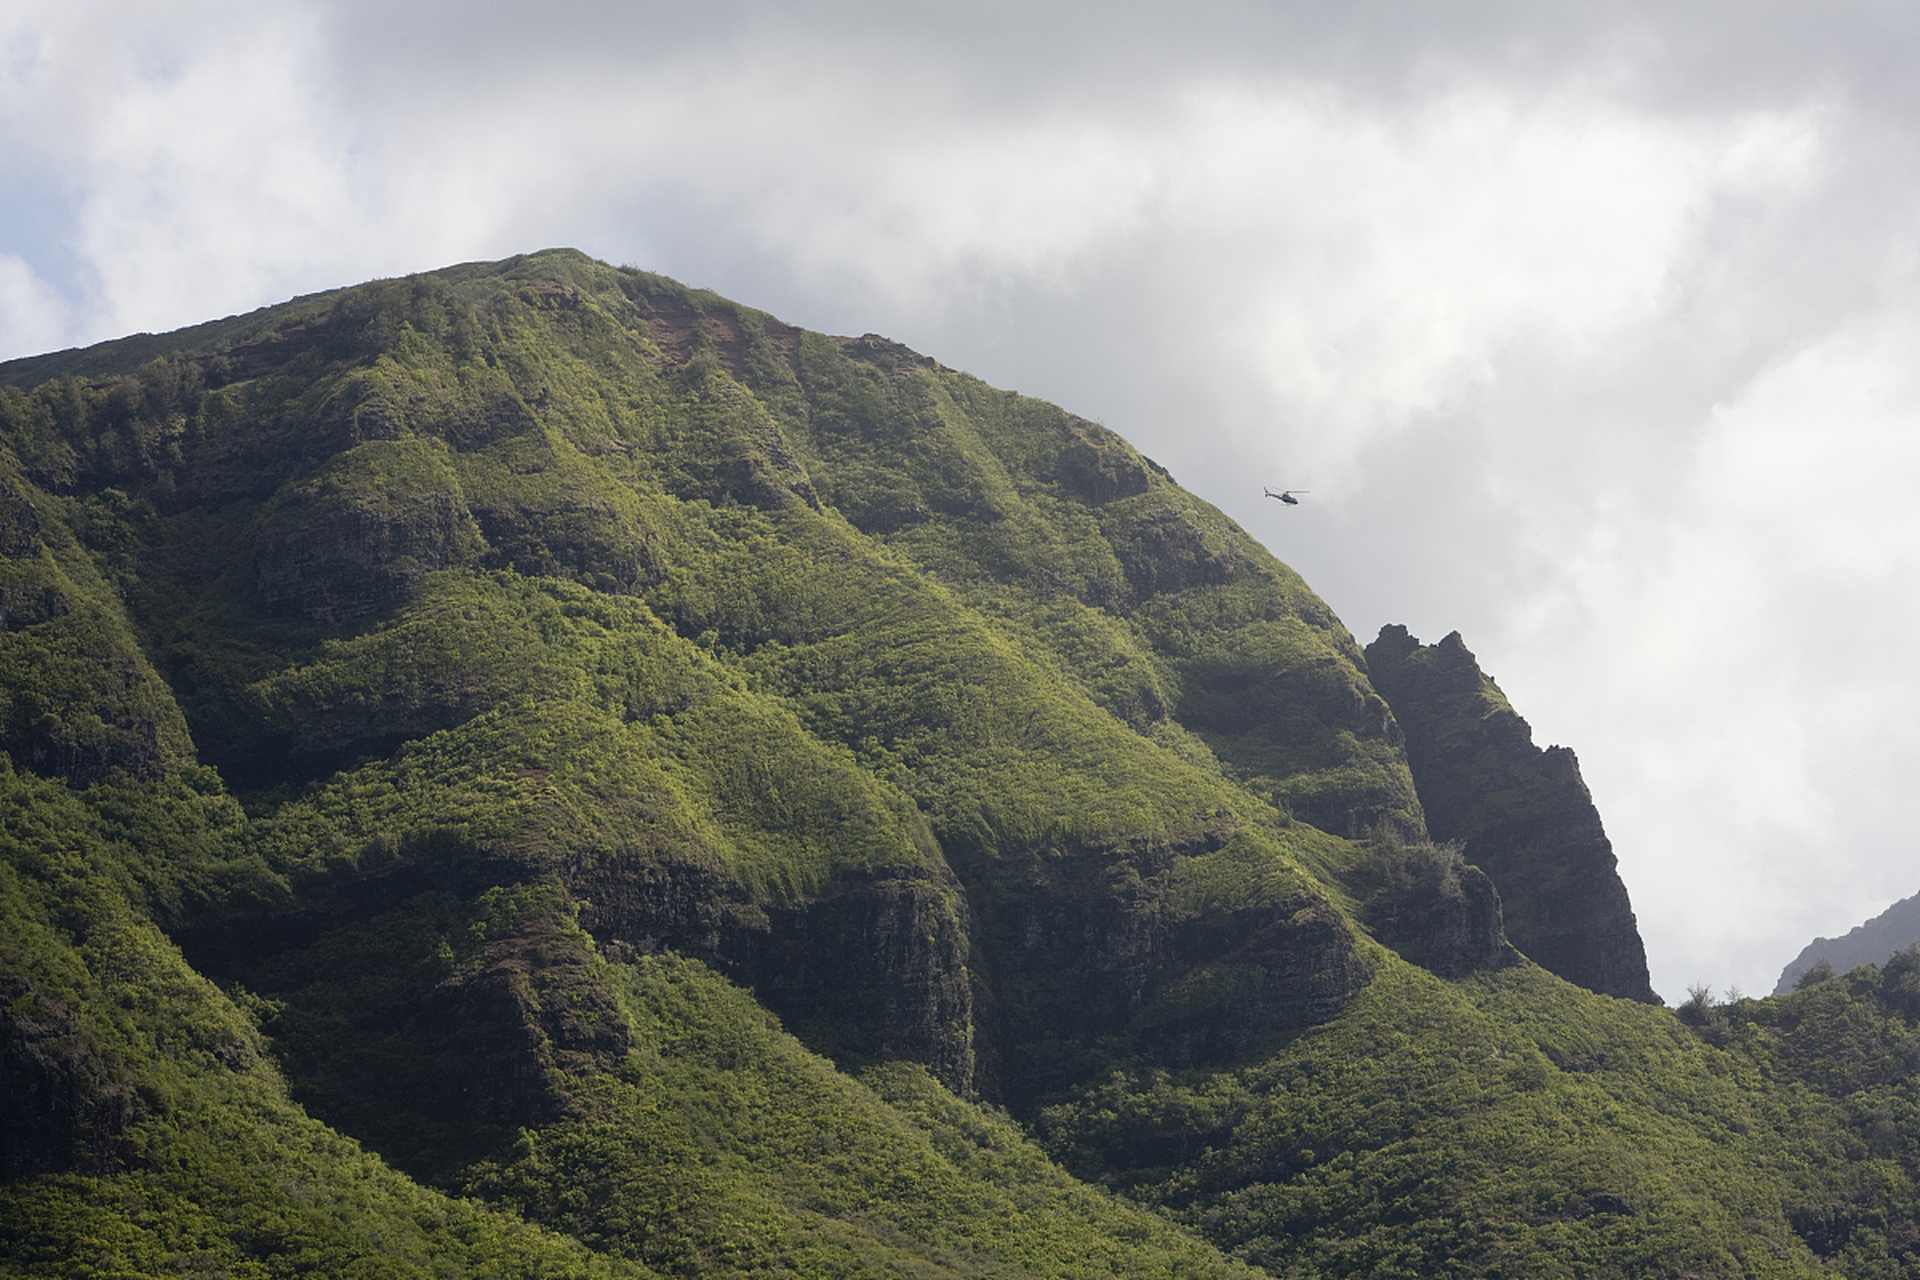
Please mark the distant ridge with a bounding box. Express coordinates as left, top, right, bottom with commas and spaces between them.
1775, 889, 1920, 993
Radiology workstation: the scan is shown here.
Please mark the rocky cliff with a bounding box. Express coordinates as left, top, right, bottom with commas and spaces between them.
1364, 624, 1659, 1003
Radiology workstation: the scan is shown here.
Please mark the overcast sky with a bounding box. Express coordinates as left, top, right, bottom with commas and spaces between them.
5, 1, 1918, 1002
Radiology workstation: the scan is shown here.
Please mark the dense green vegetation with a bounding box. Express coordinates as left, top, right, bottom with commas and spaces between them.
2, 249, 1917, 1277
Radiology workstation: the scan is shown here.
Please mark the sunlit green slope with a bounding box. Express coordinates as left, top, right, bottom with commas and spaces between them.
1, 249, 1916, 1278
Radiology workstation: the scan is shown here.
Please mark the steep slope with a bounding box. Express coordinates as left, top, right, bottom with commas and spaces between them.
0, 763, 655, 1279
1, 249, 1914, 1278
1777, 890, 1920, 994
1365, 625, 1659, 1003
0, 251, 1398, 1276
2, 253, 1409, 1108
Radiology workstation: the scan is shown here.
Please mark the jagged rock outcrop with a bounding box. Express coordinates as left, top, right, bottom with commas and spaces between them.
1354, 841, 1521, 980
1776, 889, 1920, 993
1365, 625, 1659, 1003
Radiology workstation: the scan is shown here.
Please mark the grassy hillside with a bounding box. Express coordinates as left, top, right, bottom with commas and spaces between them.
2, 249, 1917, 1277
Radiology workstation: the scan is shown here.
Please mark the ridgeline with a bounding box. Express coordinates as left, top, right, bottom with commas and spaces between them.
3, 250, 1917, 1278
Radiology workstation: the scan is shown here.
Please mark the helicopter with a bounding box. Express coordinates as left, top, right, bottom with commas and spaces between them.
1263, 488, 1309, 505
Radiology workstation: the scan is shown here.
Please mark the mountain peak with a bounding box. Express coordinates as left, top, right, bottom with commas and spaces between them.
1366, 624, 1659, 1003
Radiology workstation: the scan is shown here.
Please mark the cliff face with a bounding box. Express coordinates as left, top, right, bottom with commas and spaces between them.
1365, 625, 1659, 1003
1777, 889, 1920, 993
1352, 839, 1520, 980
0, 975, 135, 1179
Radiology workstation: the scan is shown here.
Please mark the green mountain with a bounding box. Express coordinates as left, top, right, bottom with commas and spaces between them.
2, 249, 1918, 1278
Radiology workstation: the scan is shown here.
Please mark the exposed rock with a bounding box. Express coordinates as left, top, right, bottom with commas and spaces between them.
470, 495, 661, 596
221, 320, 328, 383
756, 864, 976, 1096
0, 478, 45, 559
712, 425, 822, 512
218, 899, 637, 1182
572, 857, 769, 966
0, 486, 192, 784
577, 856, 976, 1095
255, 494, 481, 624
435, 914, 632, 1126
962, 835, 1368, 1108
436, 390, 542, 453
1053, 418, 1154, 505
838, 332, 940, 373
1354, 840, 1520, 979
308, 381, 409, 454
1776, 889, 1920, 994
0, 975, 136, 1179
1175, 648, 1419, 840
629, 282, 804, 380
1365, 625, 1659, 1003
11, 655, 182, 786
0, 580, 70, 631
0, 482, 71, 631
1, 479, 75, 629
172, 846, 534, 978
1138, 894, 1372, 1066
1111, 506, 1240, 599
253, 443, 486, 625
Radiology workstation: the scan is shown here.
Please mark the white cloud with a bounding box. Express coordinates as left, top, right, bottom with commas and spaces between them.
1174, 89, 1825, 487
0, 253, 67, 356
1500, 307, 1920, 998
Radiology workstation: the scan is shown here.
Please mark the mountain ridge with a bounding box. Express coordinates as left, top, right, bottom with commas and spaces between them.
1777, 889, 1920, 994
1364, 624, 1658, 1003
2, 248, 1916, 1278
